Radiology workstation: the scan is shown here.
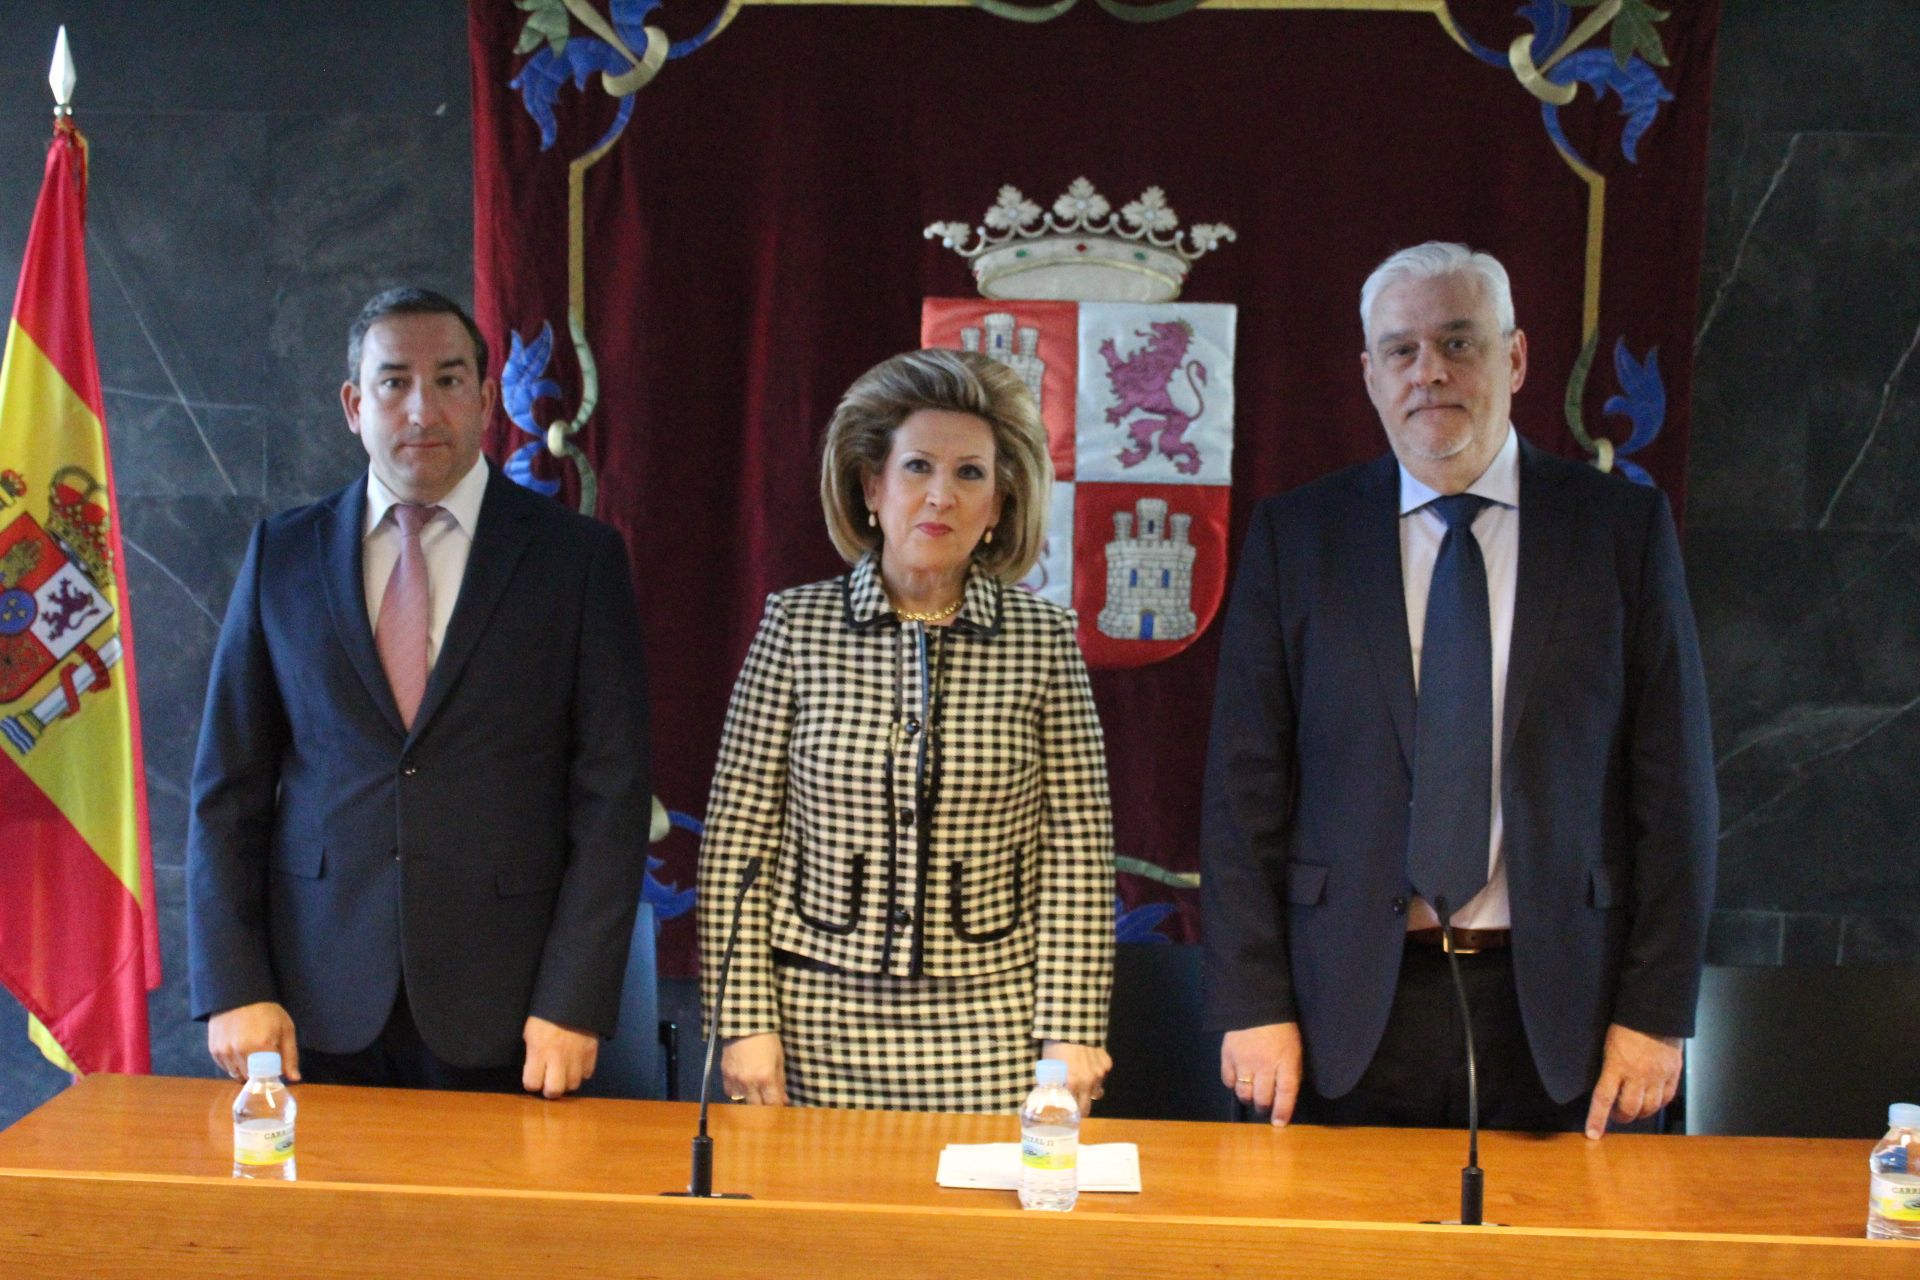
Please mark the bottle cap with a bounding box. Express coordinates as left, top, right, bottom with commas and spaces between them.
247, 1051, 283, 1079
1890, 1103, 1920, 1129
1035, 1058, 1068, 1086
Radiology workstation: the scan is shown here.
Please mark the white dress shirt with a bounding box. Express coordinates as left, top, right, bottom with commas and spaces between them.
361, 458, 488, 668
1398, 425, 1520, 931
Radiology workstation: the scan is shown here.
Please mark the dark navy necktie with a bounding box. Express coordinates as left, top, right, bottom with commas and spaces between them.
1407, 493, 1493, 921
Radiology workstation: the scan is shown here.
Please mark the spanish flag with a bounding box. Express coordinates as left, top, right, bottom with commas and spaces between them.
0, 116, 159, 1075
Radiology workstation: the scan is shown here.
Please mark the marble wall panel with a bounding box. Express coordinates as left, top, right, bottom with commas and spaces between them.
0, 2, 469, 116
264, 110, 475, 507
1712, 0, 1920, 136
119, 496, 270, 866
1704, 909, 1783, 966
1691, 134, 1920, 533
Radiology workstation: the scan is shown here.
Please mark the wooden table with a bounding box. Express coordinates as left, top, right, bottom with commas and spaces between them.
0, 1074, 1904, 1277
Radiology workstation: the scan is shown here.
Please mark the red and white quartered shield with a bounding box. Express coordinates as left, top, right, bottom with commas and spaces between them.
922, 298, 1235, 670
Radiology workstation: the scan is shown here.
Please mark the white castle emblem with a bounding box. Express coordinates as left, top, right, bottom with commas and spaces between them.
959, 312, 1045, 412
1098, 497, 1196, 641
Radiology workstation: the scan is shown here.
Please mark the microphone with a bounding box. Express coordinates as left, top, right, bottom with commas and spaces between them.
1433, 895, 1484, 1227
662, 854, 762, 1199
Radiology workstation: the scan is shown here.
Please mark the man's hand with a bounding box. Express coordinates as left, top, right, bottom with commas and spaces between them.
1585, 1022, 1683, 1138
1221, 1022, 1303, 1127
1042, 1040, 1112, 1115
208, 1002, 300, 1081
721, 1032, 789, 1106
522, 1016, 599, 1098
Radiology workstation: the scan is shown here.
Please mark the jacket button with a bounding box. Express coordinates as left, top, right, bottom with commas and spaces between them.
401, 763, 419, 777
905, 718, 921, 736
897, 807, 915, 827
890, 906, 913, 926
1391, 896, 1408, 915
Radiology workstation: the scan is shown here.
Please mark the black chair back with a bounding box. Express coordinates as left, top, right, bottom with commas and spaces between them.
1100, 943, 1238, 1121
1684, 964, 1920, 1137
578, 902, 663, 1099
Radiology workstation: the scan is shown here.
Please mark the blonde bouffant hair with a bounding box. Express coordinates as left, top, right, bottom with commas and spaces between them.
819, 348, 1052, 585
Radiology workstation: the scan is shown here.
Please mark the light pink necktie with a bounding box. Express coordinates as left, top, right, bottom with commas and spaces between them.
376, 503, 437, 730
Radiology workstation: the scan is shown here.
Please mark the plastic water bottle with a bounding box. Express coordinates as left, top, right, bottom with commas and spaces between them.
1869, 1103, 1920, 1239
232, 1050, 297, 1180
1019, 1057, 1079, 1211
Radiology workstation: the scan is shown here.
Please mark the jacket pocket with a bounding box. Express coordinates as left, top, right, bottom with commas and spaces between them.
1588, 864, 1626, 909
1286, 861, 1329, 906
949, 855, 1024, 943
793, 849, 865, 936
268, 840, 325, 880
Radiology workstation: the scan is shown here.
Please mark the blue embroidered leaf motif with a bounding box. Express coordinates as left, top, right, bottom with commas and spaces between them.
1615, 458, 1654, 485
503, 323, 562, 435
505, 441, 562, 497
610, 0, 664, 53
1541, 48, 1674, 164
1516, 0, 1570, 61
1601, 340, 1664, 489
644, 855, 698, 923
1598, 339, 1664, 487
1115, 896, 1177, 943
509, 38, 634, 151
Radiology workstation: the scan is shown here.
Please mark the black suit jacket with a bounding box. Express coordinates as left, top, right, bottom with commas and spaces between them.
187, 466, 651, 1068
1200, 440, 1716, 1102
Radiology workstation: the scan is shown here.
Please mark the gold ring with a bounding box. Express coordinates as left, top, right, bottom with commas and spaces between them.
1236, 1076, 1253, 1085
729, 1094, 747, 1103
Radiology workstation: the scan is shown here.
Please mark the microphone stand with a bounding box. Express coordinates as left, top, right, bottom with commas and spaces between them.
1434, 895, 1484, 1227
662, 855, 761, 1199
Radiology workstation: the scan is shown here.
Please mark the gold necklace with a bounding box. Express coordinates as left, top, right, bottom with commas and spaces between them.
891, 595, 964, 624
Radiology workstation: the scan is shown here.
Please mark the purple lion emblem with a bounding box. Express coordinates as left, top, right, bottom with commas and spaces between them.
1099, 319, 1209, 475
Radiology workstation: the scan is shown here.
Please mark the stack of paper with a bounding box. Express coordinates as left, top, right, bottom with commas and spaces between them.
935, 1143, 1142, 1193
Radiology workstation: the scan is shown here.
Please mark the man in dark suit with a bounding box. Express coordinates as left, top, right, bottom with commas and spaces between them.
1201, 243, 1716, 1136
188, 288, 650, 1097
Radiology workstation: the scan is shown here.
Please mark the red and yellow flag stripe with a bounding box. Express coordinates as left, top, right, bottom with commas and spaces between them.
0, 118, 158, 1075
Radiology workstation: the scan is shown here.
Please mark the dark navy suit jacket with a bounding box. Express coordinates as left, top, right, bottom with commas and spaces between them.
1200, 439, 1717, 1103
187, 466, 651, 1068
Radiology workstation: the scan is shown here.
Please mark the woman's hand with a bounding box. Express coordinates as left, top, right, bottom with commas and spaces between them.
720, 1032, 789, 1106
1041, 1040, 1111, 1114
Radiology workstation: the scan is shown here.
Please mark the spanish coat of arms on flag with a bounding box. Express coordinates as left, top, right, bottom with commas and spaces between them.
922, 298, 1235, 670
0, 110, 159, 1077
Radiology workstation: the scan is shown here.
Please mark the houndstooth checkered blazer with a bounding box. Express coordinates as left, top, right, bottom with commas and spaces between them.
698, 554, 1115, 1046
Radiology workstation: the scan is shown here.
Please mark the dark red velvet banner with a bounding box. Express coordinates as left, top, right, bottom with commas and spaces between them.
468, 0, 1718, 973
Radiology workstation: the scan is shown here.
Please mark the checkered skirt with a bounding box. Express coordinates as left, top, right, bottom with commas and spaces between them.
774, 957, 1038, 1112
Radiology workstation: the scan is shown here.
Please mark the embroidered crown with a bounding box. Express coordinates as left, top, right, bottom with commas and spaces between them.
925, 178, 1235, 304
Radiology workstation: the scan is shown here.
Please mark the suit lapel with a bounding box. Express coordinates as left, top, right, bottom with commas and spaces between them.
318, 478, 408, 738
1347, 456, 1417, 771
411, 466, 535, 740
1503, 440, 1573, 763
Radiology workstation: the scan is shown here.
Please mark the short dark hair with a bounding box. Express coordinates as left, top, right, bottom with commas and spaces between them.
346, 287, 490, 381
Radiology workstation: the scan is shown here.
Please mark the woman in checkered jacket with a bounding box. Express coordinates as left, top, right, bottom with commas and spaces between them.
697, 348, 1116, 1113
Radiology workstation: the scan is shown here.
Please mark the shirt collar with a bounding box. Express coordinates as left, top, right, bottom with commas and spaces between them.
363, 456, 489, 538
841, 552, 1004, 637
1398, 424, 1520, 517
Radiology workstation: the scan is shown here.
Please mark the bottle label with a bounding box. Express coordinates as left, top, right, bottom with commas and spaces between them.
1022, 1132, 1077, 1173
1871, 1175, 1920, 1221
235, 1120, 295, 1167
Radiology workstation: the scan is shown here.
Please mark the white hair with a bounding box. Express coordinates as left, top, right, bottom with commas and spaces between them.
1359, 242, 1516, 344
